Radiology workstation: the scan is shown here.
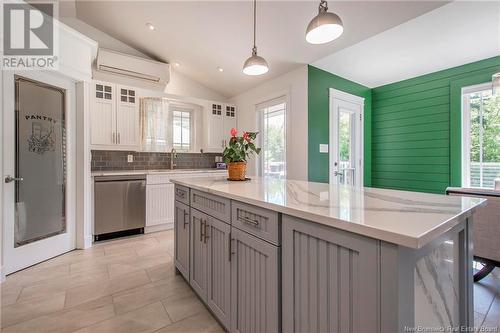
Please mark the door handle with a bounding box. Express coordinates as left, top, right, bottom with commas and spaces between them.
112, 132, 116, 144
204, 220, 209, 243
200, 219, 205, 242
4, 176, 23, 183
334, 170, 344, 176
228, 233, 234, 261
117, 132, 121, 144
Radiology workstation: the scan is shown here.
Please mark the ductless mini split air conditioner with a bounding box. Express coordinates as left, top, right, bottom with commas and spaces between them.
94, 48, 170, 89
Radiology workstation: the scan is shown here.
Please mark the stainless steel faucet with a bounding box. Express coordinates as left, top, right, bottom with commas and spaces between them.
170, 148, 177, 169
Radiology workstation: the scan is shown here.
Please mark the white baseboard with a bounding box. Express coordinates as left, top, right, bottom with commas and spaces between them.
145, 223, 174, 234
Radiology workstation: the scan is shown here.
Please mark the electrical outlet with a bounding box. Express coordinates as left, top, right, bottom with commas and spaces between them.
319, 144, 329, 153
127, 154, 133, 163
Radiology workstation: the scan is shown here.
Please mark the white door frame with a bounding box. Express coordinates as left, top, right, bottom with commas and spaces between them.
329, 88, 364, 187
2, 70, 77, 274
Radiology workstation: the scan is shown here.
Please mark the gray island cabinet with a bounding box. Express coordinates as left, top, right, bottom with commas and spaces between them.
172, 177, 485, 333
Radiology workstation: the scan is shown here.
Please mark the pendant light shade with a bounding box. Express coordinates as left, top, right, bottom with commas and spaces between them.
243, 47, 269, 75
243, 0, 268, 75
306, 0, 343, 44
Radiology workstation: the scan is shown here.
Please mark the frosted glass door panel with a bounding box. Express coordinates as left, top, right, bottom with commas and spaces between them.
15, 77, 66, 247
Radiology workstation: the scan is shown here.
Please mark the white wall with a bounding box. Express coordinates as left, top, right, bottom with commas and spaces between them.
229, 66, 308, 181
166, 70, 227, 102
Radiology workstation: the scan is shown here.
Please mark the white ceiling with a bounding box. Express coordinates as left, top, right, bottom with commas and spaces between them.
70, 0, 447, 97
313, 1, 500, 88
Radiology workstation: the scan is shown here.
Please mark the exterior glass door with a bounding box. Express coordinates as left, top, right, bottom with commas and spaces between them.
14, 76, 67, 247
330, 89, 364, 187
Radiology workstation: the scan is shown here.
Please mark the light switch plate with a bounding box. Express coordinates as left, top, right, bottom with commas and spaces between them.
319, 144, 329, 153
127, 154, 133, 163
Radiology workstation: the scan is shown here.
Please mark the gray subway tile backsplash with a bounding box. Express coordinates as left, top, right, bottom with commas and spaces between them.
91, 150, 221, 171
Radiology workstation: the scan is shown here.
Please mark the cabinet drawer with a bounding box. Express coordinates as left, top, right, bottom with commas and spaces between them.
175, 185, 190, 205
232, 201, 280, 245
190, 189, 230, 223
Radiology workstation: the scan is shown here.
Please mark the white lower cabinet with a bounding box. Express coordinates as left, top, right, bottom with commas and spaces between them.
146, 183, 174, 228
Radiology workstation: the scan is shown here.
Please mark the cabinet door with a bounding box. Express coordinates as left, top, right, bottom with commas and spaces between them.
207, 103, 224, 152
224, 104, 237, 139
190, 208, 208, 300
146, 183, 174, 227
174, 201, 190, 280
282, 215, 379, 333
206, 216, 231, 330
231, 227, 279, 333
90, 81, 116, 146
116, 85, 139, 149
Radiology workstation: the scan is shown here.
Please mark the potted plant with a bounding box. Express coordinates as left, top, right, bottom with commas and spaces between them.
223, 128, 261, 180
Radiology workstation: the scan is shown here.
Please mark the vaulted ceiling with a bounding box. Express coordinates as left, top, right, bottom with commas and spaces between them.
70, 1, 447, 98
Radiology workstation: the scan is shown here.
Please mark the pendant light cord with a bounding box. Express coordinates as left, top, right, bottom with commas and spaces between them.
252, 0, 257, 54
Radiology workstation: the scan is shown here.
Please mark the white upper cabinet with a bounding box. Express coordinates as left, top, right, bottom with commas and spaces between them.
116, 85, 140, 147
91, 82, 116, 146
90, 80, 139, 150
205, 103, 237, 153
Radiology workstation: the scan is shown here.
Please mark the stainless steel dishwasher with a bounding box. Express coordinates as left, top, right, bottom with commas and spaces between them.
94, 175, 146, 241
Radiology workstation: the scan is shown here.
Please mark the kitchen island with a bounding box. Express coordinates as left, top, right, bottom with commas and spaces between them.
171, 177, 485, 333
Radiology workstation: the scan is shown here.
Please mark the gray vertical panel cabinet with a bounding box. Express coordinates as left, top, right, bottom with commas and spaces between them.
282, 215, 379, 333
189, 208, 232, 331
174, 201, 190, 281
231, 227, 280, 333
206, 215, 232, 330
190, 208, 208, 300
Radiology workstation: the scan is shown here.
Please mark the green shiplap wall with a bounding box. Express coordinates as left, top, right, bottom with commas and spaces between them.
308, 65, 372, 184
371, 56, 500, 194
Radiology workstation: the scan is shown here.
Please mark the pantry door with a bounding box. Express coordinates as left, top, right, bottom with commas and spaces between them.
2, 71, 76, 274
329, 88, 364, 187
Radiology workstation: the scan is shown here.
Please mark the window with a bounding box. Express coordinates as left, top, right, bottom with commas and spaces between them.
172, 107, 192, 151
257, 97, 287, 179
462, 83, 500, 189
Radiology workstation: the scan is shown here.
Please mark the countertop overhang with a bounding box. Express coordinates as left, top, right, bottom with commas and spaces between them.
171, 177, 486, 249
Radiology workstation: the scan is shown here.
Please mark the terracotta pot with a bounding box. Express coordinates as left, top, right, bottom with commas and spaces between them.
227, 162, 247, 181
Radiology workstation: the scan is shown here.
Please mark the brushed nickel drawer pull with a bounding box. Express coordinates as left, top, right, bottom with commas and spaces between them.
240, 216, 260, 226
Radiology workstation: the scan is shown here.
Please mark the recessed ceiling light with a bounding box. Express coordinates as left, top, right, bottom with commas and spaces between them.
146, 23, 155, 31
173, 62, 180, 67
217, 67, 224, 72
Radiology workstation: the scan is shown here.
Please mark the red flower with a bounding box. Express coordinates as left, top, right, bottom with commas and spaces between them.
243, 132, 250, 142
230, 128, 237, 137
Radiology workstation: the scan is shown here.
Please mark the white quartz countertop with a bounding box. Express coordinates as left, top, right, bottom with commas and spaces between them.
91, 168, 227, 177
171, 177, 486, 249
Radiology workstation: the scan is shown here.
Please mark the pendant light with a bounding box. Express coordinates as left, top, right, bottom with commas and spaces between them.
243, 0, 269, 75
306, 0, 343, 44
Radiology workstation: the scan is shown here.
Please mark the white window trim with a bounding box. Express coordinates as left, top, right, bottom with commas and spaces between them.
170, 103, 194, 152
461, 82, 493, 188
256, 94, 289, 178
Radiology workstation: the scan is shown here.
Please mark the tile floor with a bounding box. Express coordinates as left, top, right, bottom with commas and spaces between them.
1, 230, 499, 333
0, 231, 224, 333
